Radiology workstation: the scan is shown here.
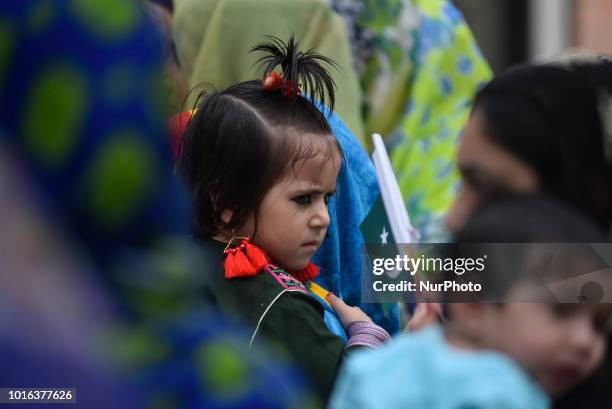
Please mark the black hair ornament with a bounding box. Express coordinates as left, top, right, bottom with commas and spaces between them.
251, 35, 338, 109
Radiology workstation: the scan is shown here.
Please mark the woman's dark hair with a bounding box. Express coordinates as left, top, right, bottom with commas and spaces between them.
178, 36, 341, 237
472, 61, 612, 232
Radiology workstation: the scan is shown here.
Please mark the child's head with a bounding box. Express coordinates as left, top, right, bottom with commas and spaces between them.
446, 195, 612, 397
446, 61, 612, 234
179, 36, 342, 271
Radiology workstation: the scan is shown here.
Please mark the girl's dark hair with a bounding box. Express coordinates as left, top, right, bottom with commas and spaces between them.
457, 194, 605, 243
447, 194, 606, 303
178, 36, 341, 237
473, 61, 612, 231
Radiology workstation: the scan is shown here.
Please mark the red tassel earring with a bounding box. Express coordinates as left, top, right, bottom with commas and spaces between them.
224, 237, 270, 279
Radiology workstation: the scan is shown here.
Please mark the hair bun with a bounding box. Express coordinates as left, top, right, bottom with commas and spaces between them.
251, 35, 338, 110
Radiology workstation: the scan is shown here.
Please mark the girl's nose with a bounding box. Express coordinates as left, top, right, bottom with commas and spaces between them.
567, 316, 599, 358
310, 200, 330, 229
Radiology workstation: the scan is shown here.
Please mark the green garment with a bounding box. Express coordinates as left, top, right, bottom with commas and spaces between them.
173, 0, 365, 141
199, 238, 349, 403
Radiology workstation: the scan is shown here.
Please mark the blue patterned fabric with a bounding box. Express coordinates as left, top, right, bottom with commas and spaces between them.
0, 1, 315, 407
313, 109, 400, 334
0, 0, 190, 258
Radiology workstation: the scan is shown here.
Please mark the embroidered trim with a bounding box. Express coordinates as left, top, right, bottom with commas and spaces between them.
265, 264, 308, 294
249, 289, 288, 349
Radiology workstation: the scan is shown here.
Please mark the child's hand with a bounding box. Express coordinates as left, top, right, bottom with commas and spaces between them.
326, 293, 373, 329
405, 303, 441, 332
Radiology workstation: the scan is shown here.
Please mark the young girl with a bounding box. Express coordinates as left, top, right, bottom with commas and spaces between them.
178, 36, 390, 402
330, 195, 612, 409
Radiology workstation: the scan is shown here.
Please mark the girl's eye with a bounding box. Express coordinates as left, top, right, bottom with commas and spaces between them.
552, 304, 575, 318
593, 316, 608, 333
324, 193, 334, 204
292, 195, 311, 205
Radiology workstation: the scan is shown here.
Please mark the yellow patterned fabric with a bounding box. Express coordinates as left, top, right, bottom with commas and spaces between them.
391, 0, 492, 242
331, 0, 492, 241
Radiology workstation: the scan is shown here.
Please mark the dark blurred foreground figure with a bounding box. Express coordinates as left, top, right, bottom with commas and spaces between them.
0, 1, 317, 408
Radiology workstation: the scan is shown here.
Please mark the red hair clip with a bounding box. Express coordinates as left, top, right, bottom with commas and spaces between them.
263, 71, 283, 91
262, 71, 301, 97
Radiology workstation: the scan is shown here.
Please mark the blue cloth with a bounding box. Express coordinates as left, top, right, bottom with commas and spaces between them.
306, 283, 348, 343
313, 110, 400, 334
329, 326, 550, 409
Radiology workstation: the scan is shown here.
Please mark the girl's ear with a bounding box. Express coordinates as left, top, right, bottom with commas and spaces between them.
448, 303, 489, 336
209, 190, 232, 224
453, 303, 506, 347
220, 209, 233, 224
449, 302, 484, 321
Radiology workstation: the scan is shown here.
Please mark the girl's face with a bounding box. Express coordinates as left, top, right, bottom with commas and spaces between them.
445, 109, 539, 234
475, 302, 611, 397
242, 137, 341, 271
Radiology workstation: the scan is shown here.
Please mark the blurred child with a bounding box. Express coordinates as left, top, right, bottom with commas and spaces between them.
178, 36, 390, 402
441, 59, 612, 409
330, 195, 612, 409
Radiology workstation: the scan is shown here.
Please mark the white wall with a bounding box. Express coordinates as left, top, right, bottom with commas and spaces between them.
528, 0, 572, 61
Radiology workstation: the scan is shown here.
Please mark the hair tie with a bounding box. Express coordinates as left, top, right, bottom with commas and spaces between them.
251, 34, 337, 109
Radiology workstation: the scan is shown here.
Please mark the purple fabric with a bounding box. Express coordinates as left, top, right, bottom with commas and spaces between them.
346, 320, 391, 349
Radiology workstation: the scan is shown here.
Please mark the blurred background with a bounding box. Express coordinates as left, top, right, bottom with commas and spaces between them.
456, 0, 611, 73
2, 0, 611, 406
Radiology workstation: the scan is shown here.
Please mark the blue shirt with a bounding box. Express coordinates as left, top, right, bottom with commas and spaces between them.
329, 326, 550, 409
